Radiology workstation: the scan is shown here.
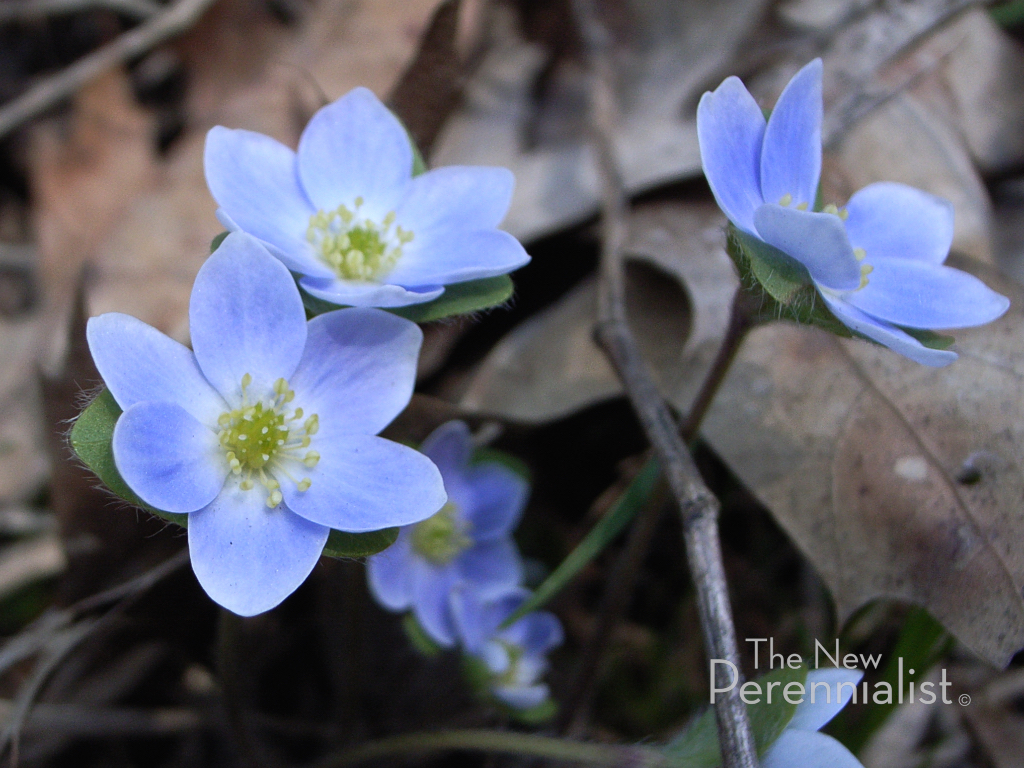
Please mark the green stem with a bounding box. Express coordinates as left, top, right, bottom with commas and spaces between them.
311, 729, 668, 768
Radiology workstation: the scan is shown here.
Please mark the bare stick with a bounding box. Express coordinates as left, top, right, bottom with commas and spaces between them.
571, 2, 757, 766
0, 0, 160, 23
0, 0, 216, 140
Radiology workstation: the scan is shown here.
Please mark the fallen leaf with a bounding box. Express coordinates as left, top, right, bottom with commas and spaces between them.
460, 202, 737, 422
702, 257, 1024, 667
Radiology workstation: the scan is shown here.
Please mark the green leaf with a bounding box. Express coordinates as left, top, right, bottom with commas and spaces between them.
471, 446, 531, 483
501, 456, 661, 628
70, 389, 188, 528
210, 231, 229, 252
834, 607, 949, 753
507, 698, 558, 725
322, 527, 399, 558
302, 274, 515, 324
661, 664, 808, 768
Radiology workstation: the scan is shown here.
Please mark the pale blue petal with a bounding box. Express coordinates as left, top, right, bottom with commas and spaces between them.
458, 539, 522, 597
449, 585, 490, 652
845, 182, 954, 265
397, 166, 514, 235
760, 59, 822, 210
411, 560, 459, 647
190, 233, 307, 400
188, 480, 329, 616
86, 313, 224, 425
420, 421, 473, 478
762, 731, 863, 768
289, 308, 421, 436
463, 463, 528, 541
204, 127, 329, 275
696, 76, 766, 234
385, 229, 530, 286
281, 435, 446, 531
297, 87, 412, 217
515, 611, 564, 656
821, 294, 957, 367
216, 208, 334, 279
790, 669, 863, 731
844, 259, 1010, 329
754, 204, 861, 290
494, 684, 549, 710
299, 275, 444, 308
113, 401, 225, 514
366, 533, 415, 611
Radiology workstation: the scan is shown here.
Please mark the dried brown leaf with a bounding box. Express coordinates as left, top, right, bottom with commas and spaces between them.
460, 202, 736, 421
703, 257, 1024, 667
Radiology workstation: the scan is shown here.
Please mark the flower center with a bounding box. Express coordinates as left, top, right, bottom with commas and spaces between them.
306, 196, 414, 282
410, 501, 472, 565
217, 374, 320, 508
491, 639, 526, 687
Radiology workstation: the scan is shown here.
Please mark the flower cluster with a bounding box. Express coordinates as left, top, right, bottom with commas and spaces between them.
367, 420, 562, 712
83, 87, 533, 617
697, 59, 1009, 366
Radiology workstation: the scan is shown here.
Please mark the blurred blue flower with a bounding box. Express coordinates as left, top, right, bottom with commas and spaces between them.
204, 87, 530, 308
86, 232, 446, 616
367, 421, 526, 646
762, 668, 864, 768
698, 59, 1009, 366
451, 586, 563, 710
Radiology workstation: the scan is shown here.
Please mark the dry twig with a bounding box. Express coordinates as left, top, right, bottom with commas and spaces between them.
0, 0, 216, 140
571, 2, 757, 766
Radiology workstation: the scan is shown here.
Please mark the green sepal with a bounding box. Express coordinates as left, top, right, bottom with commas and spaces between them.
661, 664, 808, 767
726, 225, 853, 338
210, 231, 230, 253
301, 274, 514, 324
70, 389, 189, 528
71, 389, 403, 559
403, 613, 444, 657
322, 527, 399, 558
507, 698, 558, 725
902, 327, 955, 350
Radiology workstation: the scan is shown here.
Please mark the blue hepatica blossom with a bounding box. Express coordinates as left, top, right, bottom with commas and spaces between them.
86, 232, 446, 617
367, 421, 526, 646
698, 59, 1009, 366
762, 668, 864, 768
204, 87, 530, 308
451, 586, 563, 710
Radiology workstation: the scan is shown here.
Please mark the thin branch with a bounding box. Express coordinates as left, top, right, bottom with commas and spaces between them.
0, 0, 216, 140
312, 729, 669, 768
571, 2, 757, 767
0, 0, 161, 24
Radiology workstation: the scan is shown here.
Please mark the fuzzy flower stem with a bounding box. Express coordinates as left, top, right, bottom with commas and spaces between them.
313, 729, 670, 768
572, 2, 758, 767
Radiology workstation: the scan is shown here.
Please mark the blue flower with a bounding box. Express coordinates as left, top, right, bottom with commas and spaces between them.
204, 87, 530, 308
698, 59, 1009, 366
367, 421, 526, 646
762, 668, 863, 768
86, 232, 447, 616
451, 586, 563, 710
